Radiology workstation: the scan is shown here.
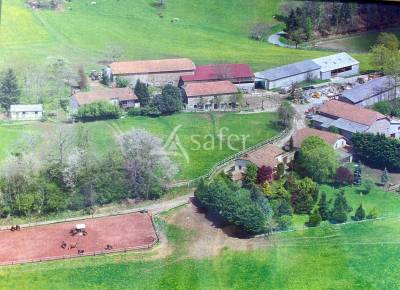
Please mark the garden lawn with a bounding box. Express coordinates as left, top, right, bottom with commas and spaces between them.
86, 112, 280, 180
1, 216, 400, 289
0, 0, 371, 71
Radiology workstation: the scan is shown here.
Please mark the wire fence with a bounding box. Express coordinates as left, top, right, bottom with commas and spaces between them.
168, 128, 290, 188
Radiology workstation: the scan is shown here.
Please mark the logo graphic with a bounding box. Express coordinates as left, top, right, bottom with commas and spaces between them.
164, 125, 190, 164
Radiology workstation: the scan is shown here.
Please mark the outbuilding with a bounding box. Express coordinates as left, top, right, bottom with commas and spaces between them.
179, 64, 255, 93
339, 76, 398, 107
70, 87, 139, 111
9, 104, 43, 121
312, 52, 359, 80
254, 60, 321, 90
182, 80, 238, 110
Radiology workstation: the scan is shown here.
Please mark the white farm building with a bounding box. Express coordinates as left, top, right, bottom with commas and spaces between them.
9, 104, 43, 121
255, 52, 360, 90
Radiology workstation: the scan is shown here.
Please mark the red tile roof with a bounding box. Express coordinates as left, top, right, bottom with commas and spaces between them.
292, 128, 345, 148
181, 64, 254, 82
318, 100, 387, 126
184, 81, 238, 98
242, 144, 284, 168
110, 58, 195, 75
74, 87, 137, 106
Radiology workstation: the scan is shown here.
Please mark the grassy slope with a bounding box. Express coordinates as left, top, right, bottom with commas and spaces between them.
1, 216, 400, 289
0, 112, 279, 180
0, 0, 371, 71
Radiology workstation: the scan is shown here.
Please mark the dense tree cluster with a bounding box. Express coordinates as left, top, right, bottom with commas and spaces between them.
352, 133, 400, 171
278, 1, 400, 44
134, 81, 182, 117
195, 177, 272, 234
0, 128, 175, 217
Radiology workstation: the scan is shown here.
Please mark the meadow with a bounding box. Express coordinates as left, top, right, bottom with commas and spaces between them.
1, 210, 400, 289
0, 0, 371, 72
0, 112, 280, 180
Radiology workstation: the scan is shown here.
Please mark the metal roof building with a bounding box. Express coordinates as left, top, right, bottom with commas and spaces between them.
339, 76, 398, 107
255, 60, 321, 90
312, 52, 360, 79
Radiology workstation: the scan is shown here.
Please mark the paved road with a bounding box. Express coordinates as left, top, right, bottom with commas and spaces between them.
267, 31, 296, 49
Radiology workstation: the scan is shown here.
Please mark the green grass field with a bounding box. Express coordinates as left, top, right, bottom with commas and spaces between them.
1, 213, 400, 289
0, 112, 279, 180
0, 0, 371, 71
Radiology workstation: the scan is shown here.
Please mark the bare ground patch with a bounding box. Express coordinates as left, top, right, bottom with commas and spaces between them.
165, 200, 270, 259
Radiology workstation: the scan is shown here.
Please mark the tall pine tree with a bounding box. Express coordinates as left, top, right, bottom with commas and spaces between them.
381, 167, 389, 186
0, 68, 20, 110
318, 192, 329, 221
353, 162, 362, 186
330, 191, 352, 224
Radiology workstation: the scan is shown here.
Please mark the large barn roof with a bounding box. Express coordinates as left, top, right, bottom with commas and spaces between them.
312, 52, 359, 73
241, 144, 283, 168
110, 58, 195, 75
341, 76, 395, 104
181, 64, 254, 82
255, 60, 320, 81
318, 100, 387, 126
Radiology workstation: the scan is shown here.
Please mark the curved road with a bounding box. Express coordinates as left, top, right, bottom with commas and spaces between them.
268, 31, 296, 49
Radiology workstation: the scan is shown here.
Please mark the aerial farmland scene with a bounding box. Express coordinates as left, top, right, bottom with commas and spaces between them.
0, 0, 400, 289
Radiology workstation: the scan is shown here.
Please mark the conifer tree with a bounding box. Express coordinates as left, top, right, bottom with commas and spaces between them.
353, 162, 362, 186
381, 167, 389, 187
330, 191, 352, 224
306, 208, 322, 227
134, 80, 150, 107
354, 204, 366, 221
0, 68, 20, 110
318, 192, 329, 221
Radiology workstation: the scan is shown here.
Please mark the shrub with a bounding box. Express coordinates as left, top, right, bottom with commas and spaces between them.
306, 208, 322, 227
277, 215, 292, 230
127, 107, 141, 116
76, 102, 122, 122
335, 167, 354, 185
367, 207, 378, 219
116, 76, 129, 88
353, 204, 366, 221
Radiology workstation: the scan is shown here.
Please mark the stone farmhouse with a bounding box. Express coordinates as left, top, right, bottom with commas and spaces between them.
227, 144, 293, 182
290, 127, 352, 163
339, 76, 398, 107
311, 100, 391, 140
70, 87, 139, 111
109, 58, 195, 87
179, 64, 255, 93
9, 104, 43, 121
255, 52, 359, 90
182, 80, 238, 110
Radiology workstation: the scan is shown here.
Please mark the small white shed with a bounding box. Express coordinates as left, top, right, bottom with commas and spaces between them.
9, 104, 43, 121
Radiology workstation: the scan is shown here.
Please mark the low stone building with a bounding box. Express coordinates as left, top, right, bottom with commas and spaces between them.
179, 64, 255, 93
182, 80, 238, 110
9, 104, 43, 121
312, 52, 359, 80
227, 144, 293, 182
70, 87, 139, 111
109, 58, 195, 87
311, 100, 391, 140
339, 76, 398, 107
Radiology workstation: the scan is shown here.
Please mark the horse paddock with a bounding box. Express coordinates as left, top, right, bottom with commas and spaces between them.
0, 212, 157, 265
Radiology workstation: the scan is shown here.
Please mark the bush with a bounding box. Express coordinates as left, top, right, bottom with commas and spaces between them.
335, 167, 354, 185
353, 204, 366, 221
76, 102, 122, 122
127, 107, 141, 116
277, 215, 292, 230
367, 207, 378, 219
306, 208, 322, 227
116, 76, 129, 88
140, 106, 161, 118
